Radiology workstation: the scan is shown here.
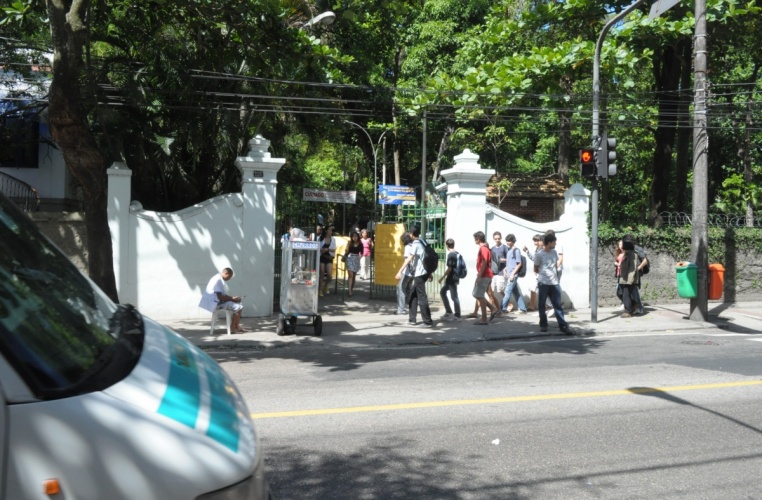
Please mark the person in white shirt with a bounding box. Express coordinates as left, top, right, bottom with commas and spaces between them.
534, 233, 573, 335
395, 232, 414, 314
198, 267, 245, 333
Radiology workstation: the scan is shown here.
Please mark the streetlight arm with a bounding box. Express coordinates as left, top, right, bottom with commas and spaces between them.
345, 120, 373, 148
593, 0, 647, 140
345, 120, 388, 211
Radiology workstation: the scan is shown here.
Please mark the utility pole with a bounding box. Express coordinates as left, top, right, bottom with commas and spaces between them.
690, 0, 709, 321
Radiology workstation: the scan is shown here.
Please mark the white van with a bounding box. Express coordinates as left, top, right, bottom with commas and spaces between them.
0, 193, 270, 500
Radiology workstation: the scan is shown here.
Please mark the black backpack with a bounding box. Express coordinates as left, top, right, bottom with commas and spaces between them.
514, 247, 527, 278
636, 245, 650, 275
454, 252, 468, 279
419, 240, 440, 275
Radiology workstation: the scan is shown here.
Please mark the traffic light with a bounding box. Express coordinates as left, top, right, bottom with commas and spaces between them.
580, 148, 596, 177
597, 133, 617, 178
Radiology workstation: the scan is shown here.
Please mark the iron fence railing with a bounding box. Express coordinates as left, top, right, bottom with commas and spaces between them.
0, 171, 40, 211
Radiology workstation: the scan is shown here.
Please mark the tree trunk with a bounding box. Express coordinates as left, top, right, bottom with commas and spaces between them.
431, 124, 453, 182
557, 110, 570, 187
742, 64, 759, 226
47, 0, 118, 301
648, 43, 683, 226
675, 39, 692, 213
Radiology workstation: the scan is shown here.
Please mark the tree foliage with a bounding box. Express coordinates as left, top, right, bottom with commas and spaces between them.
3, 0, 762, 291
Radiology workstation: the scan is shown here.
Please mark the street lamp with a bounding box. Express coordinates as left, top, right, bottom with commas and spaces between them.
302, 11, 336, 29
344, 120, 388, 213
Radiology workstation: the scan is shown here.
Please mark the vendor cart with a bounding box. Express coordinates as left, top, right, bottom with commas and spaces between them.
277, 239, 322, 336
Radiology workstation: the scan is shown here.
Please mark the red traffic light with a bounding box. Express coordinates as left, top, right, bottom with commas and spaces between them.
580, 147, 596, 177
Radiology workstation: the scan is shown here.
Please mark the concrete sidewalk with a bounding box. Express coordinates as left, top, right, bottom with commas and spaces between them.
167, 280, 762, 350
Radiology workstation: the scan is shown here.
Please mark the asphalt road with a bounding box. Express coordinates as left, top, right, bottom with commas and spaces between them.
213, 329, 762, 500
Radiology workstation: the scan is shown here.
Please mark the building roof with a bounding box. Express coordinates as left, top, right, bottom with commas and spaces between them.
486, 175, 567, 200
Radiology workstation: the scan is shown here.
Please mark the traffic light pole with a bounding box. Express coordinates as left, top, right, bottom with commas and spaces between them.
590, 0, 647, 323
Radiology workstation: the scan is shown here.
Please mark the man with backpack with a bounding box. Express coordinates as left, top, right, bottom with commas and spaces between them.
438, 238, 464, 321
500, 234, 528, 315
395, 226, 433, 327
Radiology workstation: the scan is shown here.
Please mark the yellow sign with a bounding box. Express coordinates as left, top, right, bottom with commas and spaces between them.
374, 223, 407, 286
333, 236, 349, 278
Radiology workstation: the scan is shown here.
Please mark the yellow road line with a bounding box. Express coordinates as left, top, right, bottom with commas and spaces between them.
251, 380, 762, 419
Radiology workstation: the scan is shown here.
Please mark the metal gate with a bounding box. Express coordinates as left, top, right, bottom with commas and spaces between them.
371, 205, 447, 301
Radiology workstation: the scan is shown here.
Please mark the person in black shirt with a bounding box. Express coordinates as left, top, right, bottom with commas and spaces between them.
438, 238, 462, 321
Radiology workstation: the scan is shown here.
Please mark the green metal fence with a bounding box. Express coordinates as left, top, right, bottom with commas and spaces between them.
273, 203, 448, 307
371, 204, 447, 302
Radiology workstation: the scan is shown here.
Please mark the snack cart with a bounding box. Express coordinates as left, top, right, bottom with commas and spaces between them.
277, 239, 322, 336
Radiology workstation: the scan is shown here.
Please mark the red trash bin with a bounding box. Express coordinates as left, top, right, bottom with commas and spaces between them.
708, 263, 725, 300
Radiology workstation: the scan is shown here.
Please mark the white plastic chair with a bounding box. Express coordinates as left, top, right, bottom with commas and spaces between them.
210, 308, 232, 335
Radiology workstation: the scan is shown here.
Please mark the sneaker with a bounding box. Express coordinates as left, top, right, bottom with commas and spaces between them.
407, 321, 417, 326
559, 325, 574, 335
540, 325, 548, 332
395, 310, 406, 315
420, 322, 433, 328
517, 309, 528, 314
442, 313, 453, 320
637, 305, 645, 315
453, 316, 463, 322
621, 313, 632, 318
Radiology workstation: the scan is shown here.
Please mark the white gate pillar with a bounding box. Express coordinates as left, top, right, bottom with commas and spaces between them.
235, 135, 285, 316
107, 162, 133, 304
439, 149, 495, 313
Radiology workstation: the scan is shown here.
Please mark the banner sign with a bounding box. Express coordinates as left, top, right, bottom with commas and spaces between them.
302, 189, 356, 204
378, 185, 416, 205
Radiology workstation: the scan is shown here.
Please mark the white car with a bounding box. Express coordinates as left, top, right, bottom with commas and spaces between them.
0, 193, 270, 500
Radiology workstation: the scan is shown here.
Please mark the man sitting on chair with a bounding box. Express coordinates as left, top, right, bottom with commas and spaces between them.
199, 267, 245, 333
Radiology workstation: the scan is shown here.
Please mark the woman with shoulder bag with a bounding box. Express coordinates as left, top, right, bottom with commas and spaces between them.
344, 232, 363, 297
319, 226, 336, 296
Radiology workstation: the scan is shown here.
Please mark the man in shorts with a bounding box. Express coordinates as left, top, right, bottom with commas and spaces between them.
199, 267, 245, 333
490, 231, 509, 312
472, 231, 498, 325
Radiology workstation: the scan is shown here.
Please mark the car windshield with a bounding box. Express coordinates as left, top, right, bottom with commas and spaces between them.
0, 195, 143, 399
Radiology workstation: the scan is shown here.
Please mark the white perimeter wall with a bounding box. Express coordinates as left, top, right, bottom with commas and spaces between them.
108, 140, 590, 322
484, 182, 591, 310
108, 135, 284, 321
441, 149, 590, 312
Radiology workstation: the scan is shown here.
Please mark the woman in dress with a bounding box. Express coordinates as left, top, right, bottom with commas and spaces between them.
318, 226, 336, 296
344, 231, 363, 296
359, 229, 373, 280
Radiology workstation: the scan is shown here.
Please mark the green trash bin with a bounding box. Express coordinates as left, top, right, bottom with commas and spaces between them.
676, 262, 698, 298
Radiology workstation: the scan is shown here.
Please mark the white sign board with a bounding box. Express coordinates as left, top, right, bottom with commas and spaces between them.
302, 189, 357, 204
648, 0, 681, 20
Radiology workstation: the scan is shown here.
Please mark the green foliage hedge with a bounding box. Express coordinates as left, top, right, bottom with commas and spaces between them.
597, 222, 762, 263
